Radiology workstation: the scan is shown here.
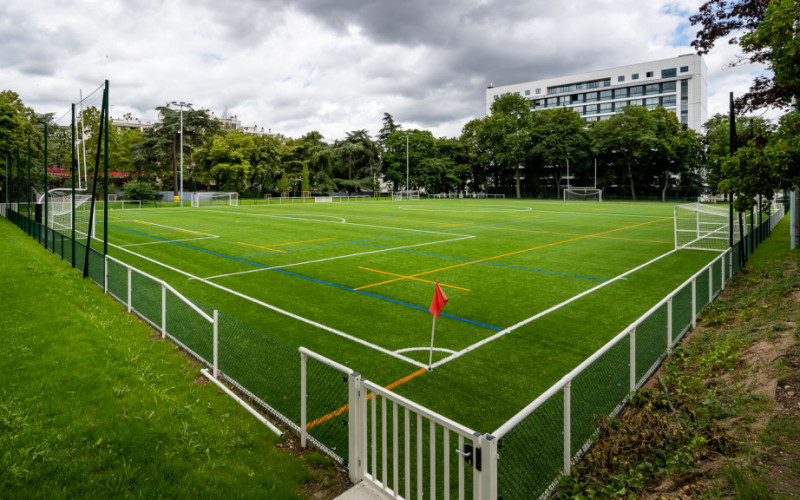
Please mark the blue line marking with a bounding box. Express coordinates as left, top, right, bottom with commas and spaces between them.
110, 223, 502, 331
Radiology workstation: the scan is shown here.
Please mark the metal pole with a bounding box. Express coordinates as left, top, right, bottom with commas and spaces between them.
71, 104, 76, 269
728, 92, 735, 250
44, 123, 48, 249
405, 132, 409, 200
4, 155, 8, 204
103, 80, 109, 256
179, 106, 184, 207
27, 136, 32, 234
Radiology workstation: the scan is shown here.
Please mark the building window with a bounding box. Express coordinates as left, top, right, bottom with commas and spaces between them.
525, 90, 530, 96
645, 84, 660, 95
599, 103, 613, 113
546, 97, 558, 107
514, 92, 520, 96
629, 86, 643, 97
549, 88, 558, 94
618, 76, 625, 82
662, 81, 676, 93
561, 85, 573, 93
646, 71, 654, 78
587, 81, 598, 89
572, 94, 584, 103
661, 68, 677, 78
680, 66, 689, 73
632, 73, 639, 80
613, 88, 627, 99
599, 90, 612, 101
536, 88, 541, 94
680, 79, 689, 127
493, 95, 498, 100
662, 95, 676, 107
603, 79, 611, 87
585, 92, 598, 102
585, 104, 598, 115
576, 84, 582, 89
645, 97, 659, 109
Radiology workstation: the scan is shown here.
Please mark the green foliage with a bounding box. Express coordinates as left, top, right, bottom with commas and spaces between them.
121, 179, 155, 201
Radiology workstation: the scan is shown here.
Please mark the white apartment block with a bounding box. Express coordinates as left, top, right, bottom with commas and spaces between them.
486, 54, 707, 131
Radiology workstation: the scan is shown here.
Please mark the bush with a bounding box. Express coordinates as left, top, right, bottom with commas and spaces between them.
122, 179, 155, 201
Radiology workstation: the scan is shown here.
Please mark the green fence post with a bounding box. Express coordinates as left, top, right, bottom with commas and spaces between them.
27, 136, 32, 235
71, 103, 76, 269
44, 123, 48, 250
103, 80, 109, 257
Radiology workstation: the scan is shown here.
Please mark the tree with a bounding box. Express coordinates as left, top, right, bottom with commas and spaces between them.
530, 107, 588, 198
135, 107, 221, 195
690, 0, 798, 111
488, 95, 532, 198
333, 130, 379, 194
590, 106, 658, 200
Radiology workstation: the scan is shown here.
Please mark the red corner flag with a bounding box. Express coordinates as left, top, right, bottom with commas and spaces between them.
429, 281, 448, 318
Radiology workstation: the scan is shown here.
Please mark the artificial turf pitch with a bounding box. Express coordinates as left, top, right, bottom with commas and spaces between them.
97, 198, 716, 431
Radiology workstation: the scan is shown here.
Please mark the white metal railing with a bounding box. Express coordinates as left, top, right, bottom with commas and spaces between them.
300, 347, 496, 499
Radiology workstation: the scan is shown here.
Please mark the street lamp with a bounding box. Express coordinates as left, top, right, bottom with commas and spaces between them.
169, 101, 192, 207
405, 132, 410, 200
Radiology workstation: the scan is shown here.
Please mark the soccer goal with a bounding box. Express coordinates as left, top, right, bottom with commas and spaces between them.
674, 203, 738, 251
191, 192, 239, 207
48, 191, 95, 237
314, 196, 333, 203
564, 187, 603, 202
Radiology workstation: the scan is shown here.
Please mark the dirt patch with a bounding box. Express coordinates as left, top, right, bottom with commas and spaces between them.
193, 375, 209, 385
277, 434, 351, 499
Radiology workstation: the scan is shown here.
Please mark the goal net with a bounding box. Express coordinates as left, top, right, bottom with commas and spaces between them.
48, 191, 95, 238
191, 192, 238, 207
674, 203, 738, 251
314, 196, 333, 203
564, 188, 602, 202
392, 190, 420, 201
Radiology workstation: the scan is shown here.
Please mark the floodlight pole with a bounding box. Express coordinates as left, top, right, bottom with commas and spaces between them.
170, 101, 193, 208
405, 132, 410, 200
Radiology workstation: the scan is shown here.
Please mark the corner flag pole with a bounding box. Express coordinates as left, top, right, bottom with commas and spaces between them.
428, 281, 448, 371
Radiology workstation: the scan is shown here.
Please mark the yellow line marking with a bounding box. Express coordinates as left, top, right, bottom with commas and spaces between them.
135, 221, 153, 226
494, 227, 671, 244
355, 217, 671, 290
108, 215, 120, 220
306, 368, 427, 430
173, 228, 204, 236
359, 267, 471, 291
237, 242, 285, 253
270, 237, 336, 247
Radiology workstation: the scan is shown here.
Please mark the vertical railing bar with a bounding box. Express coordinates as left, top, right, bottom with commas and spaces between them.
405, 407, 411, 500
630, 328, 636, 391
382, 397, 387, 487
127, 267, 132, 312
300, 352, 307, 448
161, 284, 166, 339
458, 434, 465, 500
564, 381, 571, 476
667, 298, 673, 350
212, 310, 219, 378
443, 429, 450, 500
103, 256, 108, 293
417, 414, 423, 500
430, 420, 436, 500
691, 278, 697, 329
708, 267, 713, 303
372, 393, 377, 480
393, 402, 398, 494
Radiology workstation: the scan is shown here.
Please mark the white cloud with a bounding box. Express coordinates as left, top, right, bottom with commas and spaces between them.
0, 0, 779, 141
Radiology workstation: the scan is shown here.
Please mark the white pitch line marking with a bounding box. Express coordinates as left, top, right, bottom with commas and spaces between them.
107, 241, 428, 369
395, 347, 457, 355
120, 236, 219, 247
429, 247, 681, 370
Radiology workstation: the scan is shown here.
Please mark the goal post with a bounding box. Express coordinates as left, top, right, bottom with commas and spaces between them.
674, 202, 737, 251
191, 192, 238, 207
563, 187, 602, 202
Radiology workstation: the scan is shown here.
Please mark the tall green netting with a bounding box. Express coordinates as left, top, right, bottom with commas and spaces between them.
635, 301, 669, 384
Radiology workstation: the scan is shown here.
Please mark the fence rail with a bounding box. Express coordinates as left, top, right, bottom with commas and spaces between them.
1, 200, 788, 499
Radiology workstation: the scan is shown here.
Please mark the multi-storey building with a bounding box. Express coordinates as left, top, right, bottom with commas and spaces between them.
485, 54, 707, 130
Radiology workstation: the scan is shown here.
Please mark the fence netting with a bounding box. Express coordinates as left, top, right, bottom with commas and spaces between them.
304, 355, 351, 463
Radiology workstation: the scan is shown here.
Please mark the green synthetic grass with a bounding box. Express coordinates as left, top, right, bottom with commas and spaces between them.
89, 199, 720, 431
0, 219, 319, 499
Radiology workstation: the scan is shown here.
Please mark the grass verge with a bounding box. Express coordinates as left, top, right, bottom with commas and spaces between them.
0, 218, 346, 499
556, 215, 800, 498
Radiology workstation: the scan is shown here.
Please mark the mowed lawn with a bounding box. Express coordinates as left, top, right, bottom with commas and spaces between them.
0, 218, 337, 499
98, 199, 717, 430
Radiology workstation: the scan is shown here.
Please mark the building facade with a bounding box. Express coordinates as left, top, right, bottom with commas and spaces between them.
486, 54, 707, 131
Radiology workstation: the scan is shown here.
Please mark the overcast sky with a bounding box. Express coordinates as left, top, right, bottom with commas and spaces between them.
1, 0, 774, 141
